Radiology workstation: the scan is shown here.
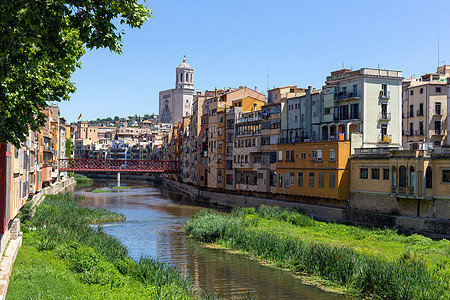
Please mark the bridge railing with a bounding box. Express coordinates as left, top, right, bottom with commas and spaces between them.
59, 159, 180, 173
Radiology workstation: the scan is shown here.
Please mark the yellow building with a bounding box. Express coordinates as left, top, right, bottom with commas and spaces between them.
232, 96, 265, 111
276, 141, 350, 202
349, 148, 450, 219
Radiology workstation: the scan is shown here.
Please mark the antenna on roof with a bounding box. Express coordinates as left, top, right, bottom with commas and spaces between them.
266, 69, 269, 91
342, 63, 344, 69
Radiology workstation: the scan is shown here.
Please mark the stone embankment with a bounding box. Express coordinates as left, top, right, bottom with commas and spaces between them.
0, 177, 76, 300
165, 178, 449, 238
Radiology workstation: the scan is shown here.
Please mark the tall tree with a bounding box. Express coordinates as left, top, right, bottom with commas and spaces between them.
0, 0, 151, 147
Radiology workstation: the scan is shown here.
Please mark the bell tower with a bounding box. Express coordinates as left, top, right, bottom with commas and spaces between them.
176, 56, 193, 89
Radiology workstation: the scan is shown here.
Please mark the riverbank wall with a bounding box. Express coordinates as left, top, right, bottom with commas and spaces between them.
0, 176, 76, 300
165, 178, 449, 238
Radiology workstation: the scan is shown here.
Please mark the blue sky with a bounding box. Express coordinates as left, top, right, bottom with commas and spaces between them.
58, 0, 450, 123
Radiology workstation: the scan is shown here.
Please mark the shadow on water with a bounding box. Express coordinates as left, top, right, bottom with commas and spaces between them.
75, 180, 357, 299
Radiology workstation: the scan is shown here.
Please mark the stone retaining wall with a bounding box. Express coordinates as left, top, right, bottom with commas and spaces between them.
166, 179, 449, 238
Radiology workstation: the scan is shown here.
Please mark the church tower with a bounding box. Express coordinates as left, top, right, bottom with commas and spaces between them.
176, 56, 194, 89
159, 57, 195, 124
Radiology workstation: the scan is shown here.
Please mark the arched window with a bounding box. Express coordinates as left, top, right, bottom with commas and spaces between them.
392, 167, 397, 187
426, 167, 432, 188
409, 166, 415, 187
399, 166, 407, 187
180, 73, 183, 82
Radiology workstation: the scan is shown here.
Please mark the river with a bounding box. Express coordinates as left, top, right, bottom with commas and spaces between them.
75, 180, 355, 299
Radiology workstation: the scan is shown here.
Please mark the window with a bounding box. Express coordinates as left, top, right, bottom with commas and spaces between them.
309, 173, 315, 187
435, 102, 441, 115
312, 150, 317, 160
319, 172, 324, 188
425, 167, 432, 188
409, 167, 415, 187
419, 103, 423, 116
301, 152, 306, 160
350, 103, 359, 119
286, 150, 290, 161
245, 155, 248, 163
329, 149, 335, 161
284, 173, 289, 188
420, 88, 423, 94
392, 167, 397, 187
290, 172, 295, 186
329, 172, 335, 188
436, 87, 441, 93
278, 151, 282, 161
317, 150, 322, 161
278, 173, 283, 187
291, 150, 294, 161
270, 172, 276, 187
383, 168, 389, 180
409, 105, 414, 117
324, 108, 331, 114
442, 170, 450, 183
226, 174, 233, 185
297, 172, 303, 187
372, 168, 380, 179
419, 121, 423, 134
435, 121, 441, 135
381, 84, 388, 96
360, 168, 368, 179
410, 90, 414, 96
399, 166, 407, 187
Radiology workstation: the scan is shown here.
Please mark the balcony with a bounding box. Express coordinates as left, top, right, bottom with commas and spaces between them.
334, 91, 360, 101
434, 108, 445, 116
379, 90, 390, 100
378, 134, 392, 143
353, 147, 392, 157
432, 129, 446, 136
378, 113, 391, 121
236, 113, 262, 124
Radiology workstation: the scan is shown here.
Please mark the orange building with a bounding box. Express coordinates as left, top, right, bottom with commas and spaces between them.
276, 141, 350, 201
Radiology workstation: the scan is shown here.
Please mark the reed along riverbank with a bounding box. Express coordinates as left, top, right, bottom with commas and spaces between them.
185, 206, 449, 299
8, 194, 201, 300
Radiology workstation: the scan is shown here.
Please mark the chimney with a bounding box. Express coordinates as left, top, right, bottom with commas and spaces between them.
215, 87, 217, 97
254, 86, 257, 91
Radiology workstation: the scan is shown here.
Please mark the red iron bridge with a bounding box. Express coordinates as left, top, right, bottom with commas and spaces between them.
59, 159, 180, 173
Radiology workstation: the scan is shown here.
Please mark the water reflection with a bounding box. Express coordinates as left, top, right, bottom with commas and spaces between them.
76, 181, 355, 299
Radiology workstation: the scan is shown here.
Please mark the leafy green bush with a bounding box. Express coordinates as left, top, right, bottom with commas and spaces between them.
73, 174, 94, 186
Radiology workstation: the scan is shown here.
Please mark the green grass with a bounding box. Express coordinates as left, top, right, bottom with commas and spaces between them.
185, 206, 450, 300
74, 174, 94, 186
9, 193, 199, 299
113, 186, 131, 190
92, 189, 112, 193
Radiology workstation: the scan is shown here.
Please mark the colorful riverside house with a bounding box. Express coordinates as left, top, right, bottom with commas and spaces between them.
349, 148, 450, 220
276, 140, 351, 205
321, 68, 403, 149
402, 65, 450, 149
260, 102, 283, 193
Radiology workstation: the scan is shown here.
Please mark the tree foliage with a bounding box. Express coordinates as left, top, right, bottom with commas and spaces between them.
0, 0, 151, 147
